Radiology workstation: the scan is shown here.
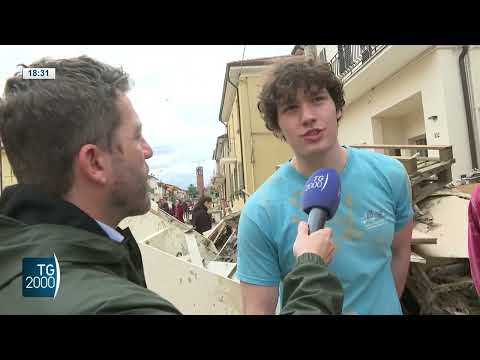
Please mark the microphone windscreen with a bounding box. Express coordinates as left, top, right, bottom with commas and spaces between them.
302, 168, 341, 220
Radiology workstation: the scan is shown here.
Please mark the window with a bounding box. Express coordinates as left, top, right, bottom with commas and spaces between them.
233, 166, 238, 198
226, 129, 230, 156
238, 163, 244, 191
414, 135, 428, 157
338, 45, 353, 74
229, 165, 234, 199
360, 45, 372, 63
319, 48, 327, 63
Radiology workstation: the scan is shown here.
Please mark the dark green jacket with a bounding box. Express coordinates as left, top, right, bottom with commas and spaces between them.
280, 253, 344, 315
0, 185, 343, 315
0, 185, 180, 315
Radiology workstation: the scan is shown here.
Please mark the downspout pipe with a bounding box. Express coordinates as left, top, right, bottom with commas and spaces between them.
459, 45, 478, 169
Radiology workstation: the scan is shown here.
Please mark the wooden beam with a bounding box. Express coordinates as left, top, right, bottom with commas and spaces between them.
351, 144, 452, 150
413, 183, 443, 203
432, 278, 473, 294
417, 156, 440, 161
393, 156, 417, 174
427, 262, 469, 279
411, 228, 437, 244
438, 147, 454, 161
410, 252, 427, 263
206, 220, 224, 242
213, 230, 236, 261
417, 161, 435, 170
227, 263, 237, 278
410, 160, 455, 185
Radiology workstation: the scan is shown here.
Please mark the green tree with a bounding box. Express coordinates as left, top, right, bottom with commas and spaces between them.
187, 184, 198, 199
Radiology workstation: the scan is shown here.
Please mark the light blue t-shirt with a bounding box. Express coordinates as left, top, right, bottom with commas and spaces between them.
237, 146, 414, 315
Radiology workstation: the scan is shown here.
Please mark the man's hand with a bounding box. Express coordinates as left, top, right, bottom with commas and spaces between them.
293, 221, 335, 264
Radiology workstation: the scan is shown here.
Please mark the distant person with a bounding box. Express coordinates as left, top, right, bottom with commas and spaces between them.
158, 199, 169, 213
468, 185, 480, 295
162, 202, 170, 213
175, 199, 184, 223
183, 201, 191, 223
192, 196, 213, 234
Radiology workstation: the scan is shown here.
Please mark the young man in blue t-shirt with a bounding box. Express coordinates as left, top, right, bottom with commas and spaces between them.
237, 57, 414, 315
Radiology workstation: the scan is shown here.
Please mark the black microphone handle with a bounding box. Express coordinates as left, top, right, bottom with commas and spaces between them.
307, 208, 328, 234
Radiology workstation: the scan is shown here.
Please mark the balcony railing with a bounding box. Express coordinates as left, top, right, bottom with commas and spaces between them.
329, 45, 387, 82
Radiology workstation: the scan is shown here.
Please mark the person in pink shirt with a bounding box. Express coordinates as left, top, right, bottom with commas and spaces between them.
468, 185, 480, 295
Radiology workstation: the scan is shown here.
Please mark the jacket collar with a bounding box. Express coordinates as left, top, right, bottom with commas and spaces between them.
0, 184, 109, 239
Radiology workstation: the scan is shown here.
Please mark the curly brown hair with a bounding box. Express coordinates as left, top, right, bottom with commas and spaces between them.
257, 57, 345, 140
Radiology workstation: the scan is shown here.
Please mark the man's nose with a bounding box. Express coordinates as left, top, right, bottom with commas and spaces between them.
300, 102, 316, 126
143, 139, 153, 159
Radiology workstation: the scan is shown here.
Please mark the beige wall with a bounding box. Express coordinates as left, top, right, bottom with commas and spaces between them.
316, 45, 338, 62
1, 150, 17, 191
379, 116, 405, 145
221, 72, 294, 208
224, 94, 246, 208
404, 110, 426, 141
437, 47, 473, 174
239, 74, 293, 192
236, 82, 254, 195
224, 161, 232, 203
374, 110, 426, 157
339, 46, 472, 179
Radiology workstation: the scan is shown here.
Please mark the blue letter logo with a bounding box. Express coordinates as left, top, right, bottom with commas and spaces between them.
22, 254, 61, 298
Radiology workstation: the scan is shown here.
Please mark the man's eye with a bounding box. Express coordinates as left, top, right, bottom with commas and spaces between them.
283, 105, 297, 112
313, 96, 325, 102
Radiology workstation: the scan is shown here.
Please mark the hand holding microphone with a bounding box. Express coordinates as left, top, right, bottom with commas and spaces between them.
293, 221, 335, 264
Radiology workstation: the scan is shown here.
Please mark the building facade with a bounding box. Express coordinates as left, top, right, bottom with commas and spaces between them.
306, 45, 480, 179
212, 56, 299, 211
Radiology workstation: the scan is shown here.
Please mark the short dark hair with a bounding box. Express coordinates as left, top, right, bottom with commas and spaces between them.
194, 196, 212, 210
0, 56, 131, 196
257, 57, 345, 140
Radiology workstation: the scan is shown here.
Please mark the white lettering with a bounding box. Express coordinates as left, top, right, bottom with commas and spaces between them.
306, 176, 326, 192
46, 264, 55, 276
37, 264, 46, 276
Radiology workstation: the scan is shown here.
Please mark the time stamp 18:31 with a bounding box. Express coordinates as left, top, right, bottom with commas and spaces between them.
22, 68, 56, 79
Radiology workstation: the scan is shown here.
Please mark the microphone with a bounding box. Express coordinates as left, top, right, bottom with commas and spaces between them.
302, 168, 341, 234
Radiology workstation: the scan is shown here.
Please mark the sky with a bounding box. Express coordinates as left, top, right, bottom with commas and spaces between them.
0, 45, 294, 190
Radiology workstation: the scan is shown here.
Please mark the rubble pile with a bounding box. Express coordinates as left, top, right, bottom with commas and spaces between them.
207, 211, 240, 263
404, 170, 480, 314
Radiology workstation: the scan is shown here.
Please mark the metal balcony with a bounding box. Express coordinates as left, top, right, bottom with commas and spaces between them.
329, 45, 387, 83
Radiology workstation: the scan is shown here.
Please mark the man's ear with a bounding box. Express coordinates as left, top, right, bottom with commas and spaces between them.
336, 109, 343, 121
76, 144, 110, 185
